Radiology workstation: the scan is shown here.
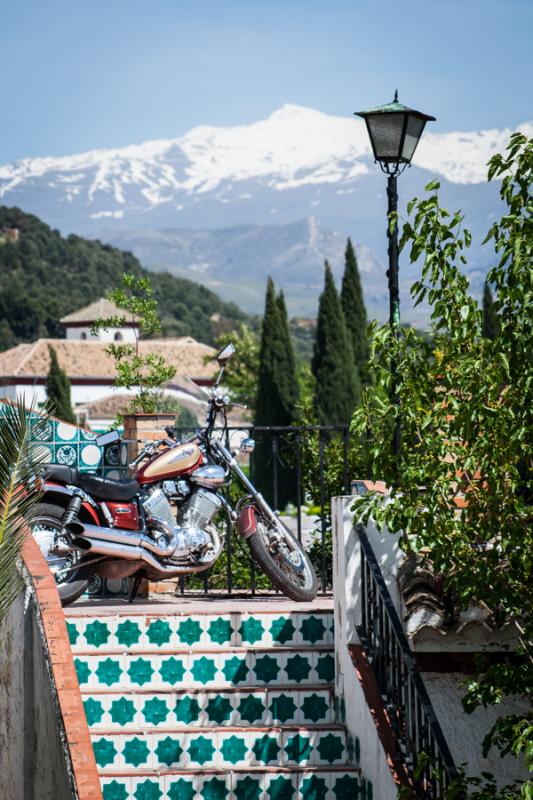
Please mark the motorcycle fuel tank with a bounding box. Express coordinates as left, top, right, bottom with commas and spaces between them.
136, 442, 203, 484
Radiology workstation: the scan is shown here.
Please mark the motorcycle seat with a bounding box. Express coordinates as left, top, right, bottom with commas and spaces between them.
42, 465, 140, 502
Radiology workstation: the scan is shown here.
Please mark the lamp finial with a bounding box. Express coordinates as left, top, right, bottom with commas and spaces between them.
394, 89, 398, 103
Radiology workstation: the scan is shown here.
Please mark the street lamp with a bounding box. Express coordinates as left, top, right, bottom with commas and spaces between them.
355, 91, 435, 457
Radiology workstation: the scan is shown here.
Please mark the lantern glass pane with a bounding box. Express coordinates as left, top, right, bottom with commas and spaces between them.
367, 113, 405, 160
401, 115, 426, 162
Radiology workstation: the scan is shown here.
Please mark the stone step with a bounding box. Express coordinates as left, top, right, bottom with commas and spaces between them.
65, 611, 334, 653
92, 726, 351, 773
73, 648, 335, 691
99, 767, 366, 800
82, 687, 336, 730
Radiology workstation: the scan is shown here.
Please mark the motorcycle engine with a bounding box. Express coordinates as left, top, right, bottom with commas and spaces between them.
143, 487, 222, 560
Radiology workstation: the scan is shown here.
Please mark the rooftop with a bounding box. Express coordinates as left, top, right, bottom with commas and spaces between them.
60, 297, 137, 325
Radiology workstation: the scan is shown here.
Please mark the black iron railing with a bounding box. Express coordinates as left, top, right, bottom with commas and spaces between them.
171, 424, 350, 594
356, 524, 461, 799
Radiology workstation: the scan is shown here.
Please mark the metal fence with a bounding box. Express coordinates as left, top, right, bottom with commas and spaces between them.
356, 524, 462, 798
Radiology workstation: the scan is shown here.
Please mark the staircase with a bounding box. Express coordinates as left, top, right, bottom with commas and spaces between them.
65, 602, 372, 800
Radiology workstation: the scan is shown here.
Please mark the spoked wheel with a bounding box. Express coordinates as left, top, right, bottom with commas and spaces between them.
29, 503, 90, 606
248, 516, 318, 602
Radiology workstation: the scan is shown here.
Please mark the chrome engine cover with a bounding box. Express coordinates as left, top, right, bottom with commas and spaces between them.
143, 488, 176, 527
179, 488, 223, 530
143, 487, 221, 560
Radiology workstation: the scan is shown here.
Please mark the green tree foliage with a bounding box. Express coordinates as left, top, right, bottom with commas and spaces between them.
255, 278, 299, 508
312, 262, 361, 424
482, 280, 500, 340
0, 402, 50, 623
351, 134, 532, 796
341, 238, 369, 384
92, 274, 176, 414
0, 207, 246, 351
45, 346, 75, 423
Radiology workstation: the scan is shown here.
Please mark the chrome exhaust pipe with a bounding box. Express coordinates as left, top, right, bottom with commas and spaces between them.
71, 535, 212, 576
66, 520, 177, 558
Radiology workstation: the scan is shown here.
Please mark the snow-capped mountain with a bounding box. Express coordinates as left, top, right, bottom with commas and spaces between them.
1, 105, 529, 318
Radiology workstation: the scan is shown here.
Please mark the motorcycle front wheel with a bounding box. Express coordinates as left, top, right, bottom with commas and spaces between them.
29, 502, 90, 606
248, 516, 318, 602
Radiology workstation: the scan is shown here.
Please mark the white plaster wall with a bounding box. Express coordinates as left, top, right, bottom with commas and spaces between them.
423, 672, 528, 788
66, 325, 136, 343
332, 496, 398, 800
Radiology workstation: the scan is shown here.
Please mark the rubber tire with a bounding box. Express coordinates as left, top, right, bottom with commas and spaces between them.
248, 521, 318, 602
29, 502, 90, 607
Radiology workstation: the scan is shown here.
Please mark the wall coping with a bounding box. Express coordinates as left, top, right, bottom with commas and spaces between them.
21, 533, 102, 800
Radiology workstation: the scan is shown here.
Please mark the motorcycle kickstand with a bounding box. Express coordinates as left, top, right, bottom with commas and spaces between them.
126, 575, 143, 604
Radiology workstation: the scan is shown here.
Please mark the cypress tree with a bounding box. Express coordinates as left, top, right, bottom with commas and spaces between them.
340, 238, 369, 385
312, 262, 360, 424
46, 346, 76, 423
482, 281, 499, 340
254, 279, 299, 508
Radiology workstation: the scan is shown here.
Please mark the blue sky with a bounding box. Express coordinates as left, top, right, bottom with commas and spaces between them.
0, 0, 531, 163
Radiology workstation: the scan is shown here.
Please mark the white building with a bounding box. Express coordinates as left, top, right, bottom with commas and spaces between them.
0, 299, 217, 427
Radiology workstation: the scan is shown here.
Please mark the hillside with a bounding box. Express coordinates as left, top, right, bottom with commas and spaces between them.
0, 207, 247, 351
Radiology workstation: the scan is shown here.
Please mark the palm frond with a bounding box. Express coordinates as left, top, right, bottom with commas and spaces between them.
0, 399, 51, 623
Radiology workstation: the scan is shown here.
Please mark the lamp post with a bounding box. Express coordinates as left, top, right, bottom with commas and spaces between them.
355, 92, 435, 457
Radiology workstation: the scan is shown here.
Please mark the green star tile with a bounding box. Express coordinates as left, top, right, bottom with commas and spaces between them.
123, 736, 150, 767
254, 654, 280, 684
74, 658, 91, 684
110, 697, 136, 725
188, 735, 215, 765
285, 733, 312, 764
206, 695, 232, 724
269, 693, 297, 723
300, 693, 329, 723
83, 697, 104, 726
201, 777, 228, 800
207, 617, 233, 645
128, 657, 154, 686
234, 776, 261, 800
116, 619, 142, 647
175, 695, 201, 723
300, 776, 328, 800
285, 654, 311, 683
191, 656, 217, 684
299, 616, 326, 644
103, 780, 129, 800
252, 734, 280, 764
221, 655, 249, 685
147, 619, 172, 647
332, 775, 360, 800
160, 656, 186, 684
168, 778, 196, 800
317, 733, 344, 764
66, 621, 79, 646
316, 654, 335, 683
237, 694, 265, 723
155, 735, 183, 766
220, 734, 247, 764
134, 780, 162, 800
84, 620, 111, 647
239, 617, 265, 644
143, 697, 169, 725
267, 776, 294, 800
178, 617, 202, 645
92, 737, 117, 768
96, 658, 122, 687
270, 616, 296, 644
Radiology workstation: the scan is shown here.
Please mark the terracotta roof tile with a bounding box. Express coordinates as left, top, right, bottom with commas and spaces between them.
60, 297, 136, 325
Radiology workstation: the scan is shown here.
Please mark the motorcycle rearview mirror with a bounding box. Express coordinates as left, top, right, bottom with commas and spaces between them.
217, 343, 235, 368
95, 430, 120, 448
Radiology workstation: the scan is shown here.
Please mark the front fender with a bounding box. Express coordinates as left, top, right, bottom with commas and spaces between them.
236, 505, 257, 539
41, 481, 100, 525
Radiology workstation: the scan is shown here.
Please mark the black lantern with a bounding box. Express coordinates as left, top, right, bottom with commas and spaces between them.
355, 92, 435, 460
355, 91, 435, 176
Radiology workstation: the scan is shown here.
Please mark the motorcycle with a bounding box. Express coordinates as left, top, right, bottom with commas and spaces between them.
30, 343, 318, 605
